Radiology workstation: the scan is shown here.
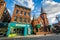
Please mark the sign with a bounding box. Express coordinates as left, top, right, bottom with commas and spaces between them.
16, 24, 26, 26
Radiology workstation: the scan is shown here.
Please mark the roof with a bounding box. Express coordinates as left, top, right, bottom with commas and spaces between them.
40, 7, 47, 15
15, 4, 31, 10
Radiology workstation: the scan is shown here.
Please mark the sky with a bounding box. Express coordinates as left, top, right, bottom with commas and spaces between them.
4, 0, 60, 25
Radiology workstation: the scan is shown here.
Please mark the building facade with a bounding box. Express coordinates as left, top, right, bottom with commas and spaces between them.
31, 7, 49, 34
0, 0, 11, 23
0, 0, 6, 21
2, 8, 11, 23
40, 7, 49, 32
40, 13, 49, 26
11, 4, 31, 24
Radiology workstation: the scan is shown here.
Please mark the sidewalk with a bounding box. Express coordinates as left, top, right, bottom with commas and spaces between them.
0, 33, 60, 39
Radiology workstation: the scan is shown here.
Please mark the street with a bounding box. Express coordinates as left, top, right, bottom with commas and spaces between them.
0, 34, 60, 40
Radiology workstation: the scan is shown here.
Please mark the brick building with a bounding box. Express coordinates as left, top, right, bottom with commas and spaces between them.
31, 14, 38, 28
40, 7, 49, 32
31, 14, 44, 28
31, 7, 49, 34
0, 0, 11, 23
2, 8, 11, 23
0, 0, 6, 21
11, 4, 31, 24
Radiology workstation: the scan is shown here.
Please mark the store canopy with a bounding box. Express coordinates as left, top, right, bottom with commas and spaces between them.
36, 24, 41, 28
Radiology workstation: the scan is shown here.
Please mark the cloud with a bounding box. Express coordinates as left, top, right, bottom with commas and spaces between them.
12, 0, 34, 10
7, 9, 11, 13
7, 0, 34, 17
42, 0, 60, 24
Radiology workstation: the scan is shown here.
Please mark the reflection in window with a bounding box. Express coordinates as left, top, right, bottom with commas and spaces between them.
20, 11, 22, 15
28, 13, 30, 16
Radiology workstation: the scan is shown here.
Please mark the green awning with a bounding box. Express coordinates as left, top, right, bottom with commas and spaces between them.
36, 24, 41, 28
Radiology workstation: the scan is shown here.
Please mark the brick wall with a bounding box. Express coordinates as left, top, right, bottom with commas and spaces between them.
11, 4, 31, 24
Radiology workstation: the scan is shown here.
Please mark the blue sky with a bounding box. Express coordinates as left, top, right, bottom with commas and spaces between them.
4, 0, 42, 17
4, 0, 60, 25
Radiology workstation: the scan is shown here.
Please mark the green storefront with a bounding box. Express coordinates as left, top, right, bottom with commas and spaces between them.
36, 24, 41, 28
6, 22, 32, 37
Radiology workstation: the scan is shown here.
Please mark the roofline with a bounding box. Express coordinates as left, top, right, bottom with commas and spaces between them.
15, 4, 31, 10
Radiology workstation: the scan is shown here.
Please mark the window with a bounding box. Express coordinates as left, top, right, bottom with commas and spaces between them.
14, 16, 17, 21
17, 17, 20, 22
20, 17, 22, 22
4, 9, 6, 13
28, 19, 30, 22
42, 16, 44, 19
24, 12, 26, 16
28, 13, 30, 16
10, 28, 24, 35
20, 11, 22, 15
2, 4, 4, 6
24, 18, 26, 22
16, 10, 18, 14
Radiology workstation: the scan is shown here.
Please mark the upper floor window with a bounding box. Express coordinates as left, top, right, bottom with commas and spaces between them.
20, 11, 22, 15
28, 13, 30, 16
24, 12, 26, 16
16, 10, 18, 14
4, 9, 6, 13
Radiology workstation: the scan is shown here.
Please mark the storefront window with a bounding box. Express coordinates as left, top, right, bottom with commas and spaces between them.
28, 19, 30, 22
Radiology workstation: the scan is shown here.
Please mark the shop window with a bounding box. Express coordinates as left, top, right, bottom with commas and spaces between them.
10, 28, 24, 35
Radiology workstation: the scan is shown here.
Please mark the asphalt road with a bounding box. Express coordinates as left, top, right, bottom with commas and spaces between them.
0, 34, 60, 40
